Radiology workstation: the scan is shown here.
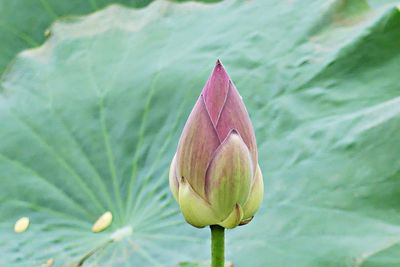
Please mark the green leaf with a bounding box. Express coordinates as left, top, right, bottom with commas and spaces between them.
0, 0, 143, 76
0, 0, 221, 76
1, 0, 400, 266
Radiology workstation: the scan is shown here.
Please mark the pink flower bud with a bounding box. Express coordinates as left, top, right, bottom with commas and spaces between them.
169, 60, 263, 229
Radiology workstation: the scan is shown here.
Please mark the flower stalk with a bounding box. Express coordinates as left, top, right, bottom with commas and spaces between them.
211, 225, 225, 267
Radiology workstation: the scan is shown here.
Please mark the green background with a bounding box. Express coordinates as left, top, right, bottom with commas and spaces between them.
0, 0, 400, 266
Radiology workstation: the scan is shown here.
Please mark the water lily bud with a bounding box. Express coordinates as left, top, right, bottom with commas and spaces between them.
169, 60, 264, 229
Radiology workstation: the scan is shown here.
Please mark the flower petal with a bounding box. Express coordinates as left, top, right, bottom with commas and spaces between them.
216, 82, 258, 166
176, 97, 220, 198
219, 203, 243, 229
169, 154, 179, 202
178, 177, 219, 228
242, 164, 264, 220
205, 131, 253, 219
201, 60, 231, 126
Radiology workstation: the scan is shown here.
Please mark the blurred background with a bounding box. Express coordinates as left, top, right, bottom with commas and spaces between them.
0, 0, 399, 266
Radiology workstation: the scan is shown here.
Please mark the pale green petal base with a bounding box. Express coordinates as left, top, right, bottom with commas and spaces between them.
219, 204, 244, 229
206, 132, 253, 219
178, 178, 219, 228
242, 165, 264, 220
169, 154, 179, 201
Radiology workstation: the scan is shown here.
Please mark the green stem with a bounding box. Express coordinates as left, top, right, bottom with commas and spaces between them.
210, 225, 225, 267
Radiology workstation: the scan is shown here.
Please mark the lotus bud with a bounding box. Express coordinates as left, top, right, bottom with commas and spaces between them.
169, 60, 264, 229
